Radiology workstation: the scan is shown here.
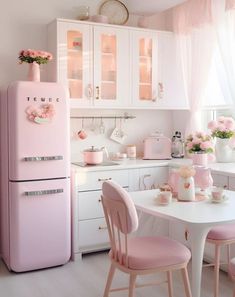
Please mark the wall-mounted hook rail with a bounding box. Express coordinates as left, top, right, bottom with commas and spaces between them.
70, 114, 136, 120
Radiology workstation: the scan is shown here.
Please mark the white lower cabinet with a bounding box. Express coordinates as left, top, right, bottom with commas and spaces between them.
73, 165, 170, 259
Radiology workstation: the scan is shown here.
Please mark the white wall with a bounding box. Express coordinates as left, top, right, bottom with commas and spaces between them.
0, 0, 176, 161
0, 0, 141, 88
70, 109, 173, 161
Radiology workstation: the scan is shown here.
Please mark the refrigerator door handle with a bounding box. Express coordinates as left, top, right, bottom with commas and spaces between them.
24, 156, 63, 162
24, 189, 64, 196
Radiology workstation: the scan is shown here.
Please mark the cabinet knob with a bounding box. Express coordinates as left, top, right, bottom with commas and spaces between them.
98, 226, 108, 230
95, 86, 100, 100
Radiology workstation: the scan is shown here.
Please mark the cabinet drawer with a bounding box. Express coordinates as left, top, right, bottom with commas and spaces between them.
229, 177, 235, 191
77, 170, 129, 191
78, 218, 109, 248
211, 173, 229, 188
78, 190, 103, 220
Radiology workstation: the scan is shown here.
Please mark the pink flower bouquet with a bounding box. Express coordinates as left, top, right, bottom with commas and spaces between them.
18, 49, 53, 65
186, 132, 214, 154
208, 116, 235, 139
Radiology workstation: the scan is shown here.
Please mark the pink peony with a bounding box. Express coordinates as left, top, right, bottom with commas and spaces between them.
208, 120, 218, 130
187, 142, 193, 149
200, 141, 212, 150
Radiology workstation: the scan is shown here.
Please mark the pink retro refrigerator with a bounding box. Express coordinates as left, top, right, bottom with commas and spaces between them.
0, 81, 71, 272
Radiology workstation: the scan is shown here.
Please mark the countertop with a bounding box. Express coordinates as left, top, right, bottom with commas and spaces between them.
71, 158, 192, 172
71, 158, 235, 177
209, 163, 235, 177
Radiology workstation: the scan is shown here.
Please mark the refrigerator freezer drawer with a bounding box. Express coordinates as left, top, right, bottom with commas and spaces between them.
7, 81, 70, 181
9, 178, 71, 272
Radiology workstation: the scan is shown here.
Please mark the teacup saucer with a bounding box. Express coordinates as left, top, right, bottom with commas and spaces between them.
210, 195, 228, 204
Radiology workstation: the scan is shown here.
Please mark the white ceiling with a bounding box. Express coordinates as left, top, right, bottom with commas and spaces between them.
123, 0, 187, 15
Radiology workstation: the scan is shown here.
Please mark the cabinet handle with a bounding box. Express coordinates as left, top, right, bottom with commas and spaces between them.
158, 82, 164, 99
95, 86, 100, 100
87, 84, 93, 99
98, 178, 112, 182
98, 226, 108, 230
184, 229, 189, 241
24, 188, 63, 196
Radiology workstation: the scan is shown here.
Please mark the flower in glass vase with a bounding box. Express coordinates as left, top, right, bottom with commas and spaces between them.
186, 132, 214, 166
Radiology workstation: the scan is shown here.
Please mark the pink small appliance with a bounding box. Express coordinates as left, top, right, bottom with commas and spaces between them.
0, 81, 71, 272
143, 133, 171, 160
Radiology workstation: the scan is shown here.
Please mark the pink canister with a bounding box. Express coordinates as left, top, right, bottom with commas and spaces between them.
126, 145, 136, 159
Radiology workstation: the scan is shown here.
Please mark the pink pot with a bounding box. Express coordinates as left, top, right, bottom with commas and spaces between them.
83, 146, 103, 164
191, 153, 208, 166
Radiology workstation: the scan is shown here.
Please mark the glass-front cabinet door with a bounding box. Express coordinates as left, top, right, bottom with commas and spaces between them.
131, 31, 158, 107
93, 26, 130, 107
58, 22, 93, 107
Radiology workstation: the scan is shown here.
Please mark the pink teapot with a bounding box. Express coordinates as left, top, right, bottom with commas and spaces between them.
168, 166, 213, 196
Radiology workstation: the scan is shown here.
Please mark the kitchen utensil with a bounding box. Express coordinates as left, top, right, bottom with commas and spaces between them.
78, 119, 87, 140
90, 117, 96, 132
110, 118, 127, 144
143, 132, 171, 160
99, 117, 105, 134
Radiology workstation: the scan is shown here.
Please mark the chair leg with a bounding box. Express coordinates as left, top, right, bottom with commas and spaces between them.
227, 244, 231, 277
129, 274, 137, 297
181, 267, 192, 297
214, 244, 221, 297
167, 271, 174, 297
103, 264, 116, 297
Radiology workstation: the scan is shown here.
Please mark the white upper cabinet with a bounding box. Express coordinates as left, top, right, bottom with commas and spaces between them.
48, 19, 130, 109
157, 32, 188, 109
93, 26, 130, 107
48, 19, 188, 110
131, 30, 158, 107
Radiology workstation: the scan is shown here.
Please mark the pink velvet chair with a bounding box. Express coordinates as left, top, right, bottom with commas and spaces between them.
101, 180, 192, 297
205, 225, 235, 297
229, 257, 235, 297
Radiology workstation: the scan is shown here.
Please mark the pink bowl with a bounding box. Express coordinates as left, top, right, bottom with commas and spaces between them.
90, 15, 109, 23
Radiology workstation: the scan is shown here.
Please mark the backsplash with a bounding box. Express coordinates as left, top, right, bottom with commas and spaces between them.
70, 109, 173, 162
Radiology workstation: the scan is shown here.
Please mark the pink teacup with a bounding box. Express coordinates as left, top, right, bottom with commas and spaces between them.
158, 191, 172, 205
78, 129, 87, 140
211, 187, 224, 202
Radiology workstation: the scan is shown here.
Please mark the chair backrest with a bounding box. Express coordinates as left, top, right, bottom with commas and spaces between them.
101, 180, 138, 265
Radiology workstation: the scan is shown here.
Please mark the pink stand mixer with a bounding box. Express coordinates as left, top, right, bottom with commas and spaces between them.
168, 166, 213, 197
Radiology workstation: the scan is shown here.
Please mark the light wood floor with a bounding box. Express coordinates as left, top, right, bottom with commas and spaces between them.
0, 251, 234, 297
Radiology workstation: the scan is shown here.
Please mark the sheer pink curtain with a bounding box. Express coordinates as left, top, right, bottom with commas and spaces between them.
213, 0, 235, 103
172, 0, 215, 135
226, 0, 235, 10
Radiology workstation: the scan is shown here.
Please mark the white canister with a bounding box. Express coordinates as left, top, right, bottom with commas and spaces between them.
178, 176, 195, 201
126, 145, 136, 159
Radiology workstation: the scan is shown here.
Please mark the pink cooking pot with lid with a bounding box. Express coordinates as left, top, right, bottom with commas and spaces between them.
83, 146, 106, 164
